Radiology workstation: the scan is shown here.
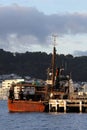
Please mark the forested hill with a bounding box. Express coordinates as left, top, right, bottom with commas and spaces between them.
0, 49, 87, 82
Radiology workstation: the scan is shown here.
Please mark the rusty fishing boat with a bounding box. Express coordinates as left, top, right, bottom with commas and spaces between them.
8, 81, 48, 112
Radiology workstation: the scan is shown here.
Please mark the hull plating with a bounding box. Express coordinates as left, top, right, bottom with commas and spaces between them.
8, 99, 45, 112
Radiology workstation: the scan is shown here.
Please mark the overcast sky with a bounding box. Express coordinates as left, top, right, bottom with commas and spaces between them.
0, 0, 87, 56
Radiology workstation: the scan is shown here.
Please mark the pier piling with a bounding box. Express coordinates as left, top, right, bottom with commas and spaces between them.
79, 101, 82, 112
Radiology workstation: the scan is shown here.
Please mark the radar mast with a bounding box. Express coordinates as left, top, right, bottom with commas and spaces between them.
52, 34, 57, 87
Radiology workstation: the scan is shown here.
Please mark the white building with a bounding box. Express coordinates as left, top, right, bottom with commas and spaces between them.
0, 79, 24, 100
78, 83, 87, 96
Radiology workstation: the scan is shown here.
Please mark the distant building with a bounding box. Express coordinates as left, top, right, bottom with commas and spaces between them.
78, 83, 87, 96
0, 79, 24, 100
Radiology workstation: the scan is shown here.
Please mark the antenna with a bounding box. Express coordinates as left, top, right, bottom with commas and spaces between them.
52, 34, 58, 47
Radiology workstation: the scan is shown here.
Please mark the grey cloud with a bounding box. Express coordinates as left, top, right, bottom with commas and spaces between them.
74, 50, 87, 56
0, 6, 87, 52
0, 6, 87, 39
0, 6, 48, 41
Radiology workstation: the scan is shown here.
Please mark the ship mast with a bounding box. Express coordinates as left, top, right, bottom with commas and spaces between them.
52, 35, 57, 87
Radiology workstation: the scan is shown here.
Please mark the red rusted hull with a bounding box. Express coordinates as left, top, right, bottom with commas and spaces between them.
8, 99, 45, 112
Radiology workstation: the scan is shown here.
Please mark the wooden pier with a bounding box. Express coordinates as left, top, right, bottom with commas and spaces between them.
49, 99, 87, 113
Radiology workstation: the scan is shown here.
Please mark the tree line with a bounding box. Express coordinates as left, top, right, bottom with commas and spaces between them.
0, 49, 87, 81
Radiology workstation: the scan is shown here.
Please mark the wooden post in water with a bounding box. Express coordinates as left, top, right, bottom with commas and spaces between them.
79, 101, 82, 112
55, 100, 58, 112
64, 100, 66, 112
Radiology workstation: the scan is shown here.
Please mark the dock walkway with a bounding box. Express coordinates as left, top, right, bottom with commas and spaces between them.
49, 99, 87, 112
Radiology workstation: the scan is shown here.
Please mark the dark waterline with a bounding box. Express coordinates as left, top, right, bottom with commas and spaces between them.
0, 100, 87, 130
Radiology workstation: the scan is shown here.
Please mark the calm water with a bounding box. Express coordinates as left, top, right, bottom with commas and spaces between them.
0, 101, 87, 130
